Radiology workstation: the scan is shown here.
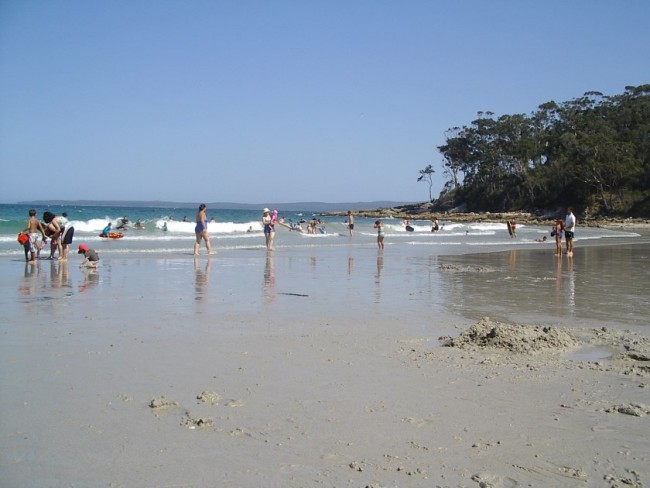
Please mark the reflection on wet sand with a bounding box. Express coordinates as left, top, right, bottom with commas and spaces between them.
554, 255, 576, 315
18, 260, 42, 298
50, 260, 71, 292
79, 268, 100, 294
437, 244, 648, 327
508, 249, 517, 268
374, 252, 384, 303
263, 252, 276, 303
194, 257, 212, 302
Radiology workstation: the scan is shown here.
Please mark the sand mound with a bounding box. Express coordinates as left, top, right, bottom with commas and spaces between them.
149, 395, 178, 409
196, 391, 221, 405
604, 403, 650, 417
439, 317, 576, 354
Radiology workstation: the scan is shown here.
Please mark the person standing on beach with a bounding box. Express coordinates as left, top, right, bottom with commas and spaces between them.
44, 211, 73, 260
43, 211, 63, 259
347, 211, 354, 236
58, 212, 74, 261
22, 209, 47, 261
553, 219, 564, 256
564, 207, 576, 257
193, 203, 213, 256
262, 208, 275, 250
374, 220, 384, 250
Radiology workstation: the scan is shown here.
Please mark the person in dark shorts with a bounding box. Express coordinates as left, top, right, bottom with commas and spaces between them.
43, 211, 74, 261
347, 211, 354, 236
60, 216, 75, 262
564, 207, 576, 257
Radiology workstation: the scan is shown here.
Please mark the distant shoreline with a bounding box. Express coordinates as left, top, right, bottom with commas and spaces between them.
9, 200, 649, 230
11, 200, 416, 212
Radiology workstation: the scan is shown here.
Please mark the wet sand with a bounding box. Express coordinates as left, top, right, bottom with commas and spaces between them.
0, 238, 649, 487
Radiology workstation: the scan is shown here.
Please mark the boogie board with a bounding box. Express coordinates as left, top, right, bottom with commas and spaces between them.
99, 232, 124, 239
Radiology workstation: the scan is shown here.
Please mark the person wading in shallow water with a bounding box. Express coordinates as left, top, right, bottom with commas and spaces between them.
564, 207, 576, 257
193, 203, 213, 256
374, 220, 384, 250
553, 219, 564, 256
262, 208, 275, 251
22, 209, 47, 262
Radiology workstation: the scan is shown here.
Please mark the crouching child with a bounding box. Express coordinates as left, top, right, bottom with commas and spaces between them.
78, 244, 100, 268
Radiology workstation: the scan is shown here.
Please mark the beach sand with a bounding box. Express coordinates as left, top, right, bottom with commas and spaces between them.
1, 238, 649, 487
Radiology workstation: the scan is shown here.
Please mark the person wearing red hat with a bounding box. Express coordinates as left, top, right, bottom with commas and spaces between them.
78, 244, 100, 268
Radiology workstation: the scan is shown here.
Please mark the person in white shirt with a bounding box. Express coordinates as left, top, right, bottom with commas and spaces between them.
564, 207, 576, 257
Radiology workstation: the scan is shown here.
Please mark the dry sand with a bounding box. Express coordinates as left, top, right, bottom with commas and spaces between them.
1, 242, 649, 487
9, 316, 646, 488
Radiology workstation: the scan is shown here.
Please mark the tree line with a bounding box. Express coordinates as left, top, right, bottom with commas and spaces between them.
433, 84, 650, 217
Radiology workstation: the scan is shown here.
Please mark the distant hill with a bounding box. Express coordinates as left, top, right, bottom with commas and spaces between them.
16, 200, 416, 212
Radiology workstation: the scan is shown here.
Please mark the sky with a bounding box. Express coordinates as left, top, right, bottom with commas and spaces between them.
1, 0, 648, 205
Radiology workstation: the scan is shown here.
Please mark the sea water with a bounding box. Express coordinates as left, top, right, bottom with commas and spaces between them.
1, 203, 649, 340
0, 203, 641, 258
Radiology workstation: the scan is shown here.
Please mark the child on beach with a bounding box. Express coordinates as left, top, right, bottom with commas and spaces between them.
101, 222, 112, 237
21, 209, 47, 261
17, 233, 31, 260
78, 244, 100, 268
552, 219, 564, 256
374, 220, 384, 249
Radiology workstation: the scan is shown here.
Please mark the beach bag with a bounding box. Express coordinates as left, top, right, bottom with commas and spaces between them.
17, 233, 29, 245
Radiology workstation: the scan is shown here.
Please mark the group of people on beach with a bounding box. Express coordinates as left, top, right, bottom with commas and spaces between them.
20, 204, 579, 265
20, 209, 74, 262
550, 207, 577, 257
504, 208, 576, 256
347, 210, 383, 249
20, 208, 99, 267
193, 204, 284, 254
145, 203, 578, 261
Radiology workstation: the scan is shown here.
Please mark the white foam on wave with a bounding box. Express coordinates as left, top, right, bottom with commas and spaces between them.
155, 219, 263, 234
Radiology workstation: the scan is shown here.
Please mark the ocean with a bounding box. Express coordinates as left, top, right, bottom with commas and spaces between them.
0, 203, 643, 258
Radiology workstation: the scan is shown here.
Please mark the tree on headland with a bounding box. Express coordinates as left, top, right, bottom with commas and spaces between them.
434, 84, 650, 217
417, 164, 436, 202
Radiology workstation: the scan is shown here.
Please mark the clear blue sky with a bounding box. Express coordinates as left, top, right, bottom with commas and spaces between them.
1, 0, 648, 204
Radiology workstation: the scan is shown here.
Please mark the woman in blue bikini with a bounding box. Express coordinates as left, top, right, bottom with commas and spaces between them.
193, 203, 213, 256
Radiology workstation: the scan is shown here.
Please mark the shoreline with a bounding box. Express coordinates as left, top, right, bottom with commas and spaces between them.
323, 208, 650, 230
